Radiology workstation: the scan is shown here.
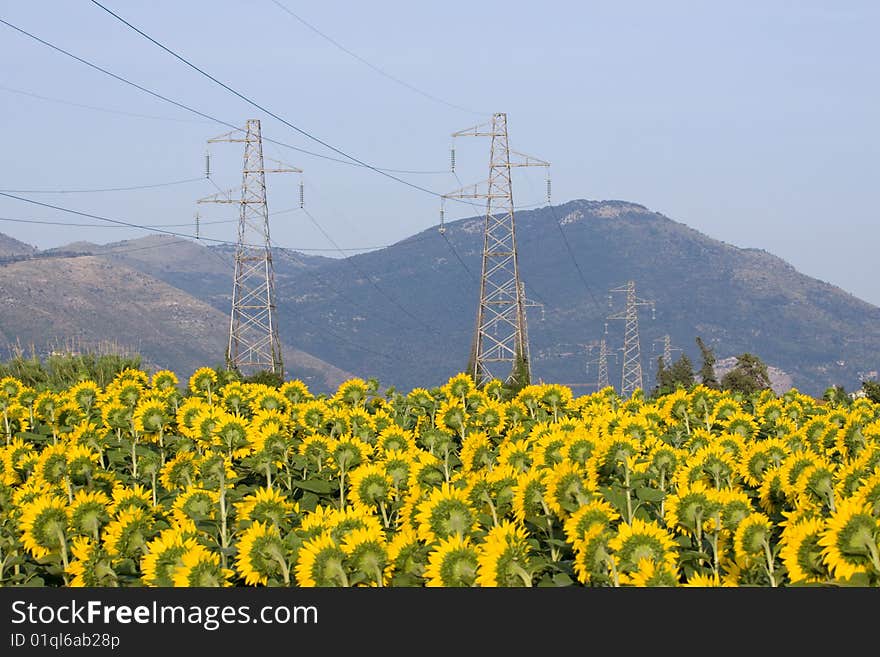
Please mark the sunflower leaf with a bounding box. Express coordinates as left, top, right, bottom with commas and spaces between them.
635, 486, 666, 502
293, 479, 335, 494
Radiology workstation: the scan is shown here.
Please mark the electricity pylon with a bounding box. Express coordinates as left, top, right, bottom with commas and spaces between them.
607, 281, 655, 398
442, 112, 549, 387
653, 334, 681, 370
586, 338, 614, 391
197, 119, 300, 378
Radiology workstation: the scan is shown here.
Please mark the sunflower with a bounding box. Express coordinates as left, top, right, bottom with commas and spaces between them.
294, 532, 350, 587
103, 507, 155, 560
738, 438, 788, 488
289, 504, 333, 542
69, 381, 101, 416
663, 481, 719, 537
542, 460, 594, 518
280, 379, 312, 406
188, 367, 218, 401
172, 544, 234, 587
380, 449, 414, 492
561, 429, 600, 468
297, 400, 329, 433
340, 525, 388, 587
853, 469, 880, 516
68, 489, 111, 539
424, 534, 479, 587
683, 444, 737, 490
792, 460, 838, 512
435, 399, 468, 439
562, 499, 621, 545
171, 486, 219, 525
133, 398, 170, 437
326, 505, 384, 544
234, 486, 298, 530
512, 469, 549, 524
778, 452, 823, 500
733, 513, 773, 560
618, 558, 680, 587
607, 518, 679, 575
235, 520, 291, 586
756, 467, 787, 515
459, 432, 496, 472
475, 520, 533, 587
503, 400, 529, 430
159, 451, 200, 491
571, 525, 613, 586
329, 435, 372, 474
725, 411, 758, 440
150, 369, 178, 392
415, 482, 478, 543
213, 412, 251, 458
384, 526, 429, 583
715, 488, 754, 533
347, 463, 394, 512
818, 496, 880, 582
683, 571, 729, 587
408, 450, 445, 490
66, 536, 117, 587
19, 496, 69, 559
498, 438, 533, 473
779, 517, 831, 585
532, 430, 567, 469
298, 434, 332, 473
334, 378, 369, 408
219, 381, 251, 416
141, 527, 201, 586
442, 373, 474, 407
33, 442, 70, 487
109, 483, 152, 515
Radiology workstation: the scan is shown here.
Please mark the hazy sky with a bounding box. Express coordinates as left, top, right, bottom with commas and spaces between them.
1, 2, 878, 303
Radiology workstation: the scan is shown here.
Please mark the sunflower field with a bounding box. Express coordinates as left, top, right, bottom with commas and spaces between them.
1, 366, 879, 588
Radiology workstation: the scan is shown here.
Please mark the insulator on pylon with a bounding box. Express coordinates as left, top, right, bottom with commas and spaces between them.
546, 178, 551, 203
438, 203, 446, 234
205, 151, 211, 178
194, 213, 200, 239
299, 180, 304, 208
450, 147, 455, 173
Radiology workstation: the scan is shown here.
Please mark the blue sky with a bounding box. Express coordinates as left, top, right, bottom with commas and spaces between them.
1, 1, 878, 303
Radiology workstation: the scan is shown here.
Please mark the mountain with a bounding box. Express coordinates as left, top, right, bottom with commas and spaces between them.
0, 254, 355, 393
0, 233, 37, 258
4, 197, 879, 397
263, 199, 880, 397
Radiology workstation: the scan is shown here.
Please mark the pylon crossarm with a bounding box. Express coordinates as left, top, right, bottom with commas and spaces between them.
451, 119, 498, 138
507, 149, 550, 168
197, 189, 237, 204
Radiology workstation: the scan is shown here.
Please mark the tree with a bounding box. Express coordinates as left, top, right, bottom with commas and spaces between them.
862, 380, 880, 403
721, 353, 772, 396
655, 353, 695, 396
822, 385, 851, 407
695, 337, 719, 389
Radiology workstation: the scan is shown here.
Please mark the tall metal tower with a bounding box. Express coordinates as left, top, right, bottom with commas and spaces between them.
442, 112, 549, 387
586, 339, 612, 390
198, 119, 300, 378
607, 281, 655, 398
653, 334, 681, 370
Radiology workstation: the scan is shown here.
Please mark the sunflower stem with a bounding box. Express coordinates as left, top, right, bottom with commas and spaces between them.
763, 538, 777, 587
379, 502, 391, 530
55, 527, 69, 586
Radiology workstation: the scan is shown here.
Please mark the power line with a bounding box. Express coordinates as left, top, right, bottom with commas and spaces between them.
299, 207, 438, 333
0, 84, 212, 123
269, 0, 485, 116
545, 201, 603, 311
0, 176, 204, 194
88, 1, 464, 201
0, 17, 451, 178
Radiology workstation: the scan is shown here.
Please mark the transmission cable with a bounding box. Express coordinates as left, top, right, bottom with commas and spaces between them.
269, 0, 486, 116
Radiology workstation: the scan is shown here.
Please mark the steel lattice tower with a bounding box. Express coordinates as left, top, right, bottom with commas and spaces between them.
198, 119, 300, 378
443, 112, 548, 387
596, 339, 610, 390
586, 338, 612, 391
608, 281, 655, 398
